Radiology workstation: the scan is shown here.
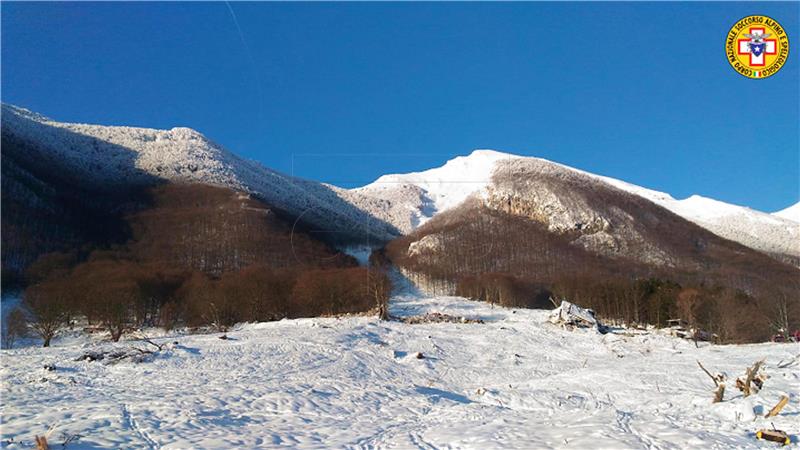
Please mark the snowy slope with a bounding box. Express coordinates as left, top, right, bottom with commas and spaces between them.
355, 150, 800, 261
591, 175, 800, 262
774, 202, 800, 223
353, 150, 516, 231
2, 285, 799, 448
1, 104, 398, 243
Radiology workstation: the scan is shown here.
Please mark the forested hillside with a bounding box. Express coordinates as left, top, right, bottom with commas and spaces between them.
386, 200, 800, 343
1, 133, 144, 286
11, 183, 389, 344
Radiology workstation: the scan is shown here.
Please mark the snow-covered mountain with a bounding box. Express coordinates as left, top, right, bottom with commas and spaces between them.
356, 150, 800, 263
352, 150, 513, 232
3, 104, 796, 263
774, 202, 800, 223
1, 104, 399, 244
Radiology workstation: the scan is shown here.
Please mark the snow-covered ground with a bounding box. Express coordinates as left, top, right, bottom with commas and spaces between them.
2, 283, 799, 449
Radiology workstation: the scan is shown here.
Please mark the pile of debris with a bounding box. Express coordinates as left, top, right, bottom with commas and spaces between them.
697, 359, 794, 445
548, 300, 608, 334
74, 335, 173, 365
401, 312, 484, 325
667, 319, 717, 342
698, 358, 773, 403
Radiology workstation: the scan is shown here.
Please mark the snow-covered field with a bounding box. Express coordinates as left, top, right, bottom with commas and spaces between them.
2, 286, 798, 449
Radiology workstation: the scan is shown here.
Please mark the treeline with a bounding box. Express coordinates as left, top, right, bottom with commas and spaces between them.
548, 275, 775, 343
455, 273, 553, 309
15, 251, 389, 346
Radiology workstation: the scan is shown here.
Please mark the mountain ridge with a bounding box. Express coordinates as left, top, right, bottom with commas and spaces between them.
356, 149, 800, 263
2, 104, 797, 264
1, 104, 399, 246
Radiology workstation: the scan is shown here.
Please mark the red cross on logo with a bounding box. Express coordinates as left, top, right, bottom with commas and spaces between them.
737, 27, 777, 67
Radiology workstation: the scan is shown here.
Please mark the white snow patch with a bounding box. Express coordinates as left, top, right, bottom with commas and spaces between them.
774, 202, 800, 223
341, 246, 374, 266
356, 150, 517, 227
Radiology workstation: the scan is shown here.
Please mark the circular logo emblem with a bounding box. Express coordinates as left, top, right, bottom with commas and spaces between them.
726, 15, 789, 79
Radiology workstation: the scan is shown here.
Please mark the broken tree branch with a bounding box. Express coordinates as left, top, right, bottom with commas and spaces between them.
776, 354, 798, 369
133, 331, 165, 352
697, 360, 727, 402
737, 359, 765, 397
697, 360, 718, 386
765, 395, 789, 418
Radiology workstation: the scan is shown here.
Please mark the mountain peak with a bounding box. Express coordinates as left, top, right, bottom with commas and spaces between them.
465, 148, 520, 158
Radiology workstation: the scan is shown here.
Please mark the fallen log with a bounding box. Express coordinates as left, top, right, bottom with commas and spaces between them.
765, 395, 789, 418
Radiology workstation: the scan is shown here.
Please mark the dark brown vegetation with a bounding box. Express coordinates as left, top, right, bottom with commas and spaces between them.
386, 200, 800, 343
456, 273, 552, 309
17, 184, 390, 345
1, 134, 138, 287
127, 184, 355, 273
2, 307, 29, 349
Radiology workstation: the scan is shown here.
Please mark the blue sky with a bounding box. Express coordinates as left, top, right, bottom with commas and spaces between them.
2, 2, 798, 211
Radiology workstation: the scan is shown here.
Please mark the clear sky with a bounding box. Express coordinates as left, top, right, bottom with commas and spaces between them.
2, 2, 798, 212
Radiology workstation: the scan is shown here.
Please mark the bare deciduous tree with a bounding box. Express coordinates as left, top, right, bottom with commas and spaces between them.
24, 283, 68, 347
2, 307, 28, 349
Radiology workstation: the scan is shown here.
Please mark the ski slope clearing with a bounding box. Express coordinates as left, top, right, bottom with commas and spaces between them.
2, 290, 798, 449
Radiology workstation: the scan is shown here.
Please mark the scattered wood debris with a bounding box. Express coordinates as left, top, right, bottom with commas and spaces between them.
765, 395, 789, 418
74, 333, 170, 365
736, 359, 766, 397
401, 313, 483, 325
776, 354, 799, 369
667, 319, 717, 342
697, 360, 726, 403
667, 319, 690, 338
